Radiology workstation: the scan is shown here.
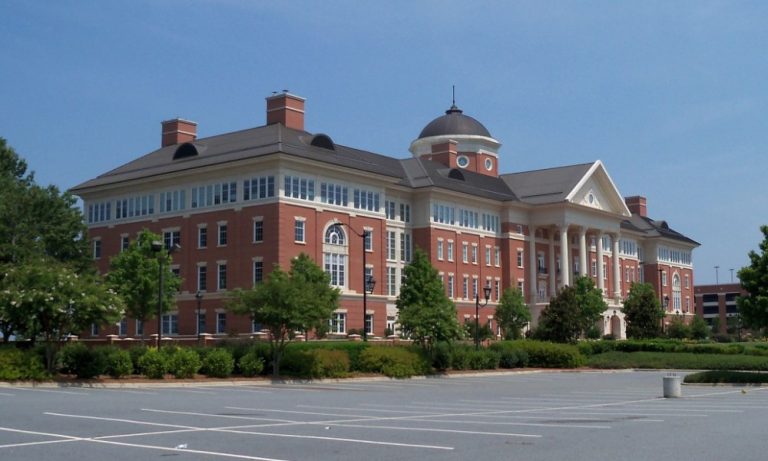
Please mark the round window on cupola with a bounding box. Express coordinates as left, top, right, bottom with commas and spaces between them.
457, 155, 469, 168
484, 158, 493, 171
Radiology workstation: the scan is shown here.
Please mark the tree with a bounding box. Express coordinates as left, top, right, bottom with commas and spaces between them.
0, 258, 123, 370
494, 288, 531, 340
623, 283, 664, 339
227, 253, 339, 377
689, 315, 710, 340
106, 229, 181, 341
737, 225, 768, 330
396, 249, 461, 350
534, 285, 582, 343
666, 316, 689, 339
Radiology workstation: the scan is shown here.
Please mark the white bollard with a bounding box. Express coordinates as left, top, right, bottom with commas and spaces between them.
663, 374, 682, 398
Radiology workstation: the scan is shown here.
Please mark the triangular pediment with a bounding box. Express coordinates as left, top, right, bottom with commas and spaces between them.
566, 161, 631, 217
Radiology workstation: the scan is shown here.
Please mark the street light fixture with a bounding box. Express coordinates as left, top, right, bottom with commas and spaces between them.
151, 240, 180, 349
475, 286, 492, 350
195, 290, 204, 344
335, 222, 376, 341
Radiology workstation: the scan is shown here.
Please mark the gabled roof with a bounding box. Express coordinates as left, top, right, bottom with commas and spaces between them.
624, 214, 700, 246
500, 163, 593, 205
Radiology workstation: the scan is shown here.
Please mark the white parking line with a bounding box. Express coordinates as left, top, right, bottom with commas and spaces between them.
11, 387, 87, 396
142, 408, 297, 423
44, 412, 202, 429
89, 438, 292, 461
325, 422, 542, 438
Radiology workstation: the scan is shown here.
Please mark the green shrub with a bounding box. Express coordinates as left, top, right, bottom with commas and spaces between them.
0, 347, 48, 381
431, 341, 452, 371
202, 348, 234, 378
104, 347, 133, 378
58, 343, 107, 379
239, 351, 265, 377
684, 370, 768, 384
285, 341, 368, 372
588, 351, 768, 370
450, 346, 471, 370
312, 349, 350, 378
358, 346, 428, 378
168, 348, 202, 379
577, 340, 619, 356
138, 348, 168, 379
467, 349, 500, 370
280, 348, 318, 378
495, 347, 529, 369
498, 340, 584, 368
128, 345, 150, 374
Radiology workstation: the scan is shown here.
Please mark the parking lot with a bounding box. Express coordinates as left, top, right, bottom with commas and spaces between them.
1, 370, 766, 461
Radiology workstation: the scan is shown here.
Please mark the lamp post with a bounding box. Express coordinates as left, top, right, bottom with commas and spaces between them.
336, 222, 376, 341
658, 268, 665, 333
475, 286, 492, 350
151, 240, 180, 349
195, 290, 203, 344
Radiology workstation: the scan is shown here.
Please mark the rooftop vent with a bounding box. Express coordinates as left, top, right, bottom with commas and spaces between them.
448, 168, 465, 181
173, 142, 199, 160
310, 133, 335, 150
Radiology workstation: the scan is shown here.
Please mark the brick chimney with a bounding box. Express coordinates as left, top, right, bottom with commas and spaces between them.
625, 196, 647, 217
161, 118, 197, 147
266, 92, 305, 131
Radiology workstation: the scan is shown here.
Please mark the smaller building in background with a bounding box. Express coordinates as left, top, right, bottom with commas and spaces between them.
694, 283, 746, 335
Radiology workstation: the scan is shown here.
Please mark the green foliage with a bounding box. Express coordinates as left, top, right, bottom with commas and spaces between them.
464, 320, 493, 342
58, 343, 107, 379
106, 229, 180, 340
738, 225, 768, 330
167, 347, 202, 379
227, 253, 339, 376
239, 351, 265, 377
128, 346, 150, 374
280, 349, 350, 379
138, 348, 169, 379
0, 346, 48, 381
588, 351, 768, 370
622, 283, 664, 338
535, 277, 607, 343
431, 341, 452, 371
494, 288, 531, 340
103, 347, 133, 378
449, 344, 499, 370
684, 370, 768, 384
358, 346, 429, 378
496, 340, 584, 368
577, 340, 619, 356
666, 317, 690, 339
396, 249, 461, 350
689, 316, 710, 340
201, 348, 234, 378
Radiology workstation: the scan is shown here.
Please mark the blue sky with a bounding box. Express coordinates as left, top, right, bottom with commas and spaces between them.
2, 1, 766, 284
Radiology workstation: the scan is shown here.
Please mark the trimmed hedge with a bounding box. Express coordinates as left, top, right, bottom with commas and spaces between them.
58, 343, 107, 379
358, 346, 429, 378
138, 348, 168, 379
491, 340, 584, 368
683, 370, 768, 384
201, 348, 235, 378
588, 351, 768, 371
239, 351, 265, 377
167, 348, 202, 379
103, 347, 133, 378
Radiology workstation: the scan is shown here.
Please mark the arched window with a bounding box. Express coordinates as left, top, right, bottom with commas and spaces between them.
672, 273, 682, 310
324, 223, 347, 287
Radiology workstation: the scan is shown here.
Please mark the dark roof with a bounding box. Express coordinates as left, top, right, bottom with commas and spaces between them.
400, 158, 517, 201
418, 105, 492, 139
500, 163, 593, 205
622, 214, 700, 246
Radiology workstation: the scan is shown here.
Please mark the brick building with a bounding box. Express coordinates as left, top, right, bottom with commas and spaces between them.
71, 92, 698, 341
694, 283, 746, 335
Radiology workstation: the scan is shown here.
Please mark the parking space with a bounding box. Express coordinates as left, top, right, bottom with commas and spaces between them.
2, 371, 767, 460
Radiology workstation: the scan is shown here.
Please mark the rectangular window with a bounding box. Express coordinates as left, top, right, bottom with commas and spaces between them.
295, 219, 305, 243
385, 201, 396, 220
243, 176, 275, 201
662, 271, 668, 286
494, 280, 500, 301
447, 274, 455, 299
353, 188, 380, 212
253, 220, 263, 243
387, 231, 397, 260
93, 240, 102, 259
364, 231, 373, 251
120, 236, 130, 252
320, 182, 348, 206
161, 314, 178, 335
118, 318, 128, 336
462, 276, 469, 300
399, 203, 410, 222
197, 265, 207, 291
494, 247, 500, 267
387, 267, 397, 296
216, 312, 227, 334
330, 313, 346, 334
471, 246, 477, 264
198, 227, 207, 248
197, 312, 206, 335
91, 323, 99, 337
218, 263, 227, 290
365, 314, 373, 336
437, 239, 444, 260
462, 243, 468, 264
485, 247, 491, 266
447, 241, 454, 262
218, 224, 228, 246
253, 261, 263, 285
324, 253, 346, 287
284, 175, 315, 201
164, 230, 181, 249
400, 232, 411, 262
136, 320, 144, 336
684, 274, 690, 289
591, 260, 597, 277
472, 278, 478, 299
516, 250, 523, 268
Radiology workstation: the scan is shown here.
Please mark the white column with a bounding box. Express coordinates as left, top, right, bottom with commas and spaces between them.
612, 233, 621, 300
528, 226, 537, 303
548, 230, 556, 296
559, 226, 570, 288
578, 227, 587, 280
596, 232, 605, 293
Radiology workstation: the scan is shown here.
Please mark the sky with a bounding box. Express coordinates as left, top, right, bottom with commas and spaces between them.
2, 0, 766, 285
